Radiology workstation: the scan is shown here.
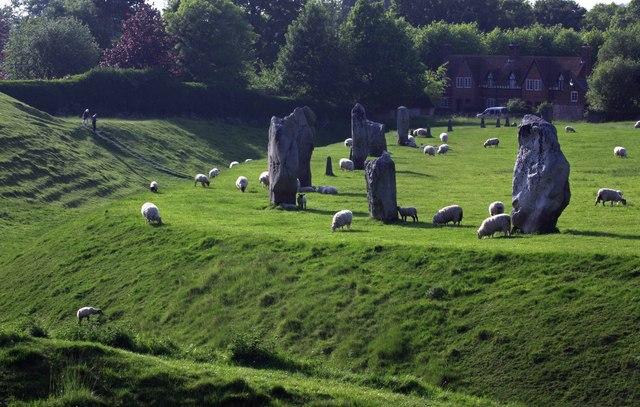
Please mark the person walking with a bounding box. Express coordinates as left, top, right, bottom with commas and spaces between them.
82, 109, 90, 127
91, 114, 97, 131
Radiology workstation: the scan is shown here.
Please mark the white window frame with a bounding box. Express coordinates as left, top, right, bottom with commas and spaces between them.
456, 77, 464, 88
485, 72, 494, 88
526, 79, 541, 91
557, 73, 564, 90
571, 91, 578, 102
464, 77, 472, 88
509, 73, 517, 88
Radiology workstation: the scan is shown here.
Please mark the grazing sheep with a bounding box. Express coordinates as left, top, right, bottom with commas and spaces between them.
297, 193, 307, 209
317, 186, 338, 194
614, 146, 627, 158
397, 206, 418, 222
245, 159, 253, 163
565, 126, 576, 133
344, 138, 353, 147
635, 121, 640, 129
407, 135, 418, 147
229, 161, 240, 168
299, 186, 317, 193
208, 168, 220, 179
439, 132, 449, 143
477, 214, 511, 239
258, 171, 269, 187
437, 144, 449, 155
432, 205, 463, 226
194, 174, 210, 187
141, 202, 162, 225
77, 306, 103, 324
413, 128, 428, 137
595, 188, 627, 206
423, 145, 435, 156
332, 210, 353, 232
483, 138, 499, 148
236, 176, 248, 192
488, 201, 505, 216
150, 181, 158, 193
339, 158, 354, 171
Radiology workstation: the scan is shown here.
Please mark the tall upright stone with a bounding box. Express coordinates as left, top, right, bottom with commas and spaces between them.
295, 106, 315, 188
480, 118, 486, 128
426, 125, 432, 138
268, 113, 299, 206
397, 106, 410, 146
365, 151, 398, 223
367, 120, 386, 157
351, 103, 368, 170
512, 115, 570, 233
447, 119, 453, 132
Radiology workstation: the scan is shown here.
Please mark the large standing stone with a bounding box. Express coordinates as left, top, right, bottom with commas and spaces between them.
351, 103, 368, 170
397, 106, 410, 146
365, 151, 398, 223
268, 113, 299, 206
367, 120, 386, 157
295, 106, 315, 188
512, 115, 570, 233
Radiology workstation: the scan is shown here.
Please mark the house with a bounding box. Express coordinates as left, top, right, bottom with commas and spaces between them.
442, 44, 592, 120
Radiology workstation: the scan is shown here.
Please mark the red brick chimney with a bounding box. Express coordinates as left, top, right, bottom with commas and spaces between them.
508, 43, 519, 62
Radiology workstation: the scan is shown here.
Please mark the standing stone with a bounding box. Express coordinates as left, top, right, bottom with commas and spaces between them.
268, 113, 299, 206
367, 120, 386, 157
397, 106, 410, 146
365, 151, 398, 223
447, 119, 453, 132
325, 156, 335, 176
505, 116, 510, 127
512, 115, 570, 234
426, 125, 432, 138
496, 118, 501, 128
295, 106, 315, 188
480, 118, 485, 128
351, 103, 368, 170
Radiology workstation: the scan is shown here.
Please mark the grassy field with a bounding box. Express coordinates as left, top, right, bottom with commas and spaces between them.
1, 92, 640, 406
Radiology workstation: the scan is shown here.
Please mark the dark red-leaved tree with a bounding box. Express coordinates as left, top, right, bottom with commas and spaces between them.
100, 3, 179, 75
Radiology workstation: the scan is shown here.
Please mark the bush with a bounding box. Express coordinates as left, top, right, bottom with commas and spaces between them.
506, 98, 530, 114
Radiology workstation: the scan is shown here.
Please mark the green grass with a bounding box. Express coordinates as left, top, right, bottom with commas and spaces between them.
2, 92, 640, 406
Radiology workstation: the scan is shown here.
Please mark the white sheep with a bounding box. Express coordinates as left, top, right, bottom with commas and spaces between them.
565, 126, 576, 133
141, 202, 162, 225
344, 138, 353, 147
245, 159, 253, 163
483, 138, 499, 148
423, 145, 435, 156
258, 171, 269, 187
635, 121, 640, 129
77, 306, 103, 324
332, 210, 353, 232
150, 181, 158, 193
229, 161, 240, 168
339, 158, 354, 171
614, 146, 627, 158
595, 188, 627, 206
194, 174, 210, 187
299, 186, 317, 193
297, 193, 307, 209
432, 205, 463, 226
406, 135, 418, 147
397, 206, 418, 222
439, 132, 449, 143
317, 186, 338, 195
488, 201, 505, 216
477, 214, 511, 239
413, 128, 428, 137
437, 144, 449, 155
236, 176, 248, 192
208, 168, 220, 179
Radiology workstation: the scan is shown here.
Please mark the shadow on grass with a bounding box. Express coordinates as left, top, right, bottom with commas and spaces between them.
563, 229, 640, 240
396, 170, 431, 178
304, 208, 369, 217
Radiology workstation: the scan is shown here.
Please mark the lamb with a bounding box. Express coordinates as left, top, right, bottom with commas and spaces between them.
439, 132, 449, 143
432, 205, 463, 226
413, 128, 428, 137
565, 126, 576, 133
437, 144, 449, 155
614, 146, 627, 158
229, 161, 240, 168
344, 138, 353, 147
236, 176, 248, 192
397, 206, 418, 222
595, 188, 627, 206
141, 202, 162, 225
208, 168, 220, 179
407, 135, 417, 147
194, 174, 210, 187
317, 186, 338, 194
297, 193, 307, 209
483, 138, 499, 148
258, 171, 269, 187
77, 306, 103, 324
477, 214, 511, 239
332, 209, 353, 232
339, 158, 354, 171
423, 145, 435, 156
150, 181, 158, 193
488, 201, 505, 216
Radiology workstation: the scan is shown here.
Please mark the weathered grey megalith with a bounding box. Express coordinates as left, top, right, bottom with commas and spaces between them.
295, 106, 315, 188
351, 103, 368, 170
268, 112, 299, 206
367, 120, 386, 157
365, 151, 398, 223
511, 115, 570, 233
397, 106, 410, 146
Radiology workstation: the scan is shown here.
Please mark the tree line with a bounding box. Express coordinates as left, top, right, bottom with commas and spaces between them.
0, 0, 639, 119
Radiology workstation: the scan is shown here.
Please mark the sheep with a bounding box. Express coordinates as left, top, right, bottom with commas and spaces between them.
423, 145, 435, 156
344, 138, 353, 147
437, 144, 449, 155
141, 202, 162, 225
236, 176, 248, 192
299, 186, 317, 193
635, 121, 640, 129
565, 126, 576, 133
483, 138, 499, 148
194, 174, 210, 187
595, 188, 627, 206
229, 161, 240, 168
432, 205, 463, 226
488, 201, 505, 216
614, 146, 627, 158
413, 128, 428, 137
477, 214, 511, 239
317, 186, 338, 194
406, 135, 418, 147
258, 171, 269, 187
208, 168, 220, 179
150, 181, 158, 193
332, 210, 353, 232
77, 306, 103, 324
339, 158, 354, 171
397, 206, 418, 222
245, 159, 253, 163
297, 193, 307, 210
439, 132, 449, 143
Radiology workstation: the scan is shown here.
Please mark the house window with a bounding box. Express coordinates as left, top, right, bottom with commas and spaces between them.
557, 73, 565, 90
526, 79, 541, 91
441, 97, 450, 107
464, 77, 472, 88
571, 91, 578, 102
457, 76, 471, 88
509, 73, 517, 88
486, 98, 495, 108
485, 72, 495, 88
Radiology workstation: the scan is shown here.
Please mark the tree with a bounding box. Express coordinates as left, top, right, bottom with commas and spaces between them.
484, 24, 581, 56
165, 0, 256, 86
597, 23, 640, 63
414, 22, 485, 69
390, 0, 449, 27
533, 0, 586, 30
583, 2, 624, 31
100, 3, 178, 74
495, 0, 534, 29
423, 63, 449, 108
587, 57, 640, 119
3, 16, 99, 79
